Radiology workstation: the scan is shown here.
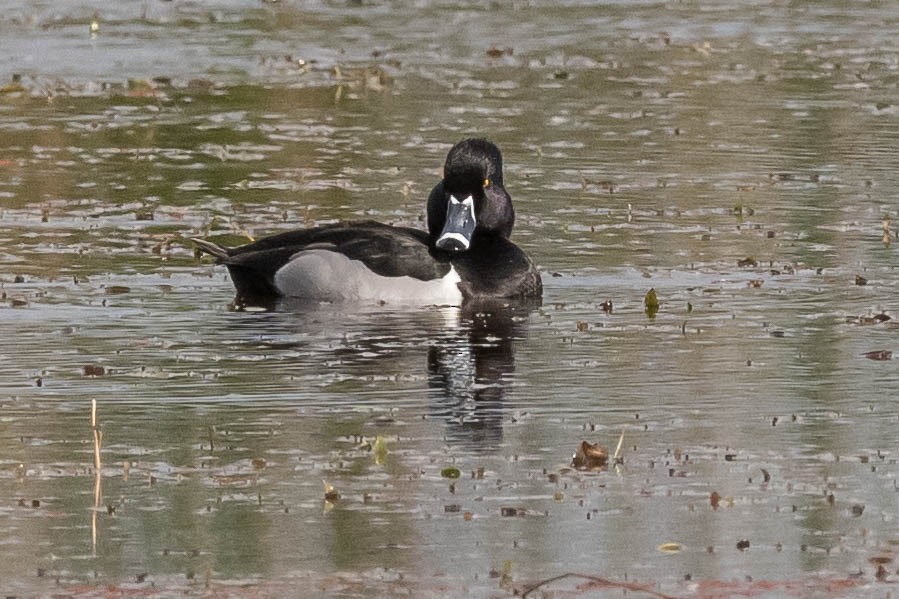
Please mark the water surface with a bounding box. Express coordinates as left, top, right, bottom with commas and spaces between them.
2, 2, 899, 597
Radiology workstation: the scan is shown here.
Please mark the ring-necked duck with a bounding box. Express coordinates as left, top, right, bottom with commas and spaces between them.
192, 138, 542, 305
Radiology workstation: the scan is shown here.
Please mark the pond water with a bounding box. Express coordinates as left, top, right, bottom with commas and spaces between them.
2, 1, 899, 597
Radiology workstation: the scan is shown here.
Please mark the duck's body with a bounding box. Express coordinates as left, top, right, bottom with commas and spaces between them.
193, 139, 542, 306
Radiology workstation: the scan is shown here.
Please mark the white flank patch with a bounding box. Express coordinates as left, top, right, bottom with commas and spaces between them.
273, 249, 464, 305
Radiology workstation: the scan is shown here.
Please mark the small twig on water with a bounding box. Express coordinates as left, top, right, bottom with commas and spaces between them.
519, 572, 679, 599
91, 399, 102, 471
612, 427, 625, 463
91, 399, 103, 553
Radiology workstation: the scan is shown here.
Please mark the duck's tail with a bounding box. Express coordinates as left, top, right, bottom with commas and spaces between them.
190, 238, 231, 261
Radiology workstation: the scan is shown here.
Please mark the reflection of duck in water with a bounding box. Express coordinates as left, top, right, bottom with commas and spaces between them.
220, 299, 534, 452
193, 139, 542, 306
428, 302, 534, 451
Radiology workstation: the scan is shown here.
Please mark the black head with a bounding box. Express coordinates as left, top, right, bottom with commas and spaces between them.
427, 138, 515, 252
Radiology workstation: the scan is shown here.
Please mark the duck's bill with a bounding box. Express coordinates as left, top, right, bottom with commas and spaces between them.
436, 195, 476, 252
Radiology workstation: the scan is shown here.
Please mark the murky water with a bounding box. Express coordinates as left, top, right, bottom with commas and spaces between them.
2, 2, 899, 597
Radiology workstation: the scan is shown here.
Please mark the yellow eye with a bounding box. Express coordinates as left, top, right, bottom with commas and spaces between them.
483, 178, 490, 188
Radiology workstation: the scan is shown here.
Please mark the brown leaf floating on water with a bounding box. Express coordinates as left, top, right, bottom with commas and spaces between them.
83, 365, 105, 377
485, 45, 513, 58
213, 473, 257, 486
847, 313, 891, 325
572, 441, 608, 470
855, 274, 868, 286
322, 480, 340, 502
500, 506, 544, 517
710, 491, 721, 510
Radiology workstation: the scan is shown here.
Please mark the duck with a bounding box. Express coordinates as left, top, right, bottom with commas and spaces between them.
191, 138, 542, 306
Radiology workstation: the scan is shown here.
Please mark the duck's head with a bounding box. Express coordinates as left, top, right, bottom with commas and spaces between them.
428, 138, 514, 252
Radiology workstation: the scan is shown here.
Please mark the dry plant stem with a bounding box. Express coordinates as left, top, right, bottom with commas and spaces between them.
91, 487, 99, 551
91, 399, 102, 471
91, 399, 103, 552
520, 572, 679, 599
613, 427, 625, 461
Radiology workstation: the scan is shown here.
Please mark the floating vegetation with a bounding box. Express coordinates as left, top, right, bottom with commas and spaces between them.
485, 45, 514, 59
571, 440, 608, 470
372, 435, 388, 465
440, 467, 461, 479
499, 507, 545, 518
322, 480, 340, 502
0, 74, 25, 94
846, 313, 890, 325
2, 3, 898, 597
519, 572, 679, 599
571, 430, 624, 470
644, 288, 660, 318
657, 541, 682, 553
